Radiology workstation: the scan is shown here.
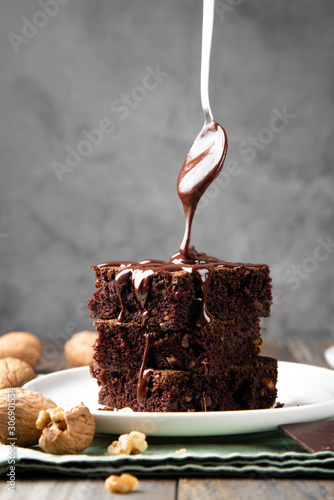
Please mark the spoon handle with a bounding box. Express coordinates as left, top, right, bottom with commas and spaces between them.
201, 0, 215, 125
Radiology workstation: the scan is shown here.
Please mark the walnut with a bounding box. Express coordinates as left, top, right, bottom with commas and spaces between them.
0, 388, 56, 447
64, 331, 98, 367
181, 334, 189, 348
37, 402, 96, 454
105, 473, 139, 494
253, 299, 263, 311
0, 357, 36, 389
0, 332, 42, 368
175, 448, 187, 456
265, 378, 275, 390
166, 355, 180, 369
107, 431, 148, 455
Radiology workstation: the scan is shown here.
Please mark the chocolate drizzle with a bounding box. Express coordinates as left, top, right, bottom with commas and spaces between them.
201, 392, 207, 412
114, 266, 155, 324
99, 252, 264, 330
177, 121, 227, 259
137, 333, 154, 408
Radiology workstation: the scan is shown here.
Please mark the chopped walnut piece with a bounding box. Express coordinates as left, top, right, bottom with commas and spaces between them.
181, 334, 189, 348
265, 378, 275, 390
107, 431, 148, 455
105, 473, 138, 494
117, 407, 134, 413
36, 409, 51, 430
175, 448, 187, 456
166, 355, 180, 368
253, 299, 263, 311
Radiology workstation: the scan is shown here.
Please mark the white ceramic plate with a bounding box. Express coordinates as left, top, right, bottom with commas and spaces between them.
24, 361, 334, 437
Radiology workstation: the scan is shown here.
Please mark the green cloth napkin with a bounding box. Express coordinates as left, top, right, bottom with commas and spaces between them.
1, 431, 334, 477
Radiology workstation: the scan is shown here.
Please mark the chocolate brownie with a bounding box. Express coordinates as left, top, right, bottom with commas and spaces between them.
91, 356, 277, 412
93, 318, 262, 375
88, 251, 276, 412
88, 261, 272, 328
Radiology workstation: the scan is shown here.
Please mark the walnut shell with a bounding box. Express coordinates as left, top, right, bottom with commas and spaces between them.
64, 331, 97, 367
0, 357, 36, 389
0, 332, 42, 368
0, 388, 56, 447
38, 402, 96, 454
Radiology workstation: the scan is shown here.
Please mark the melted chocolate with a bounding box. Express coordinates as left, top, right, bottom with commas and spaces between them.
177, 120, 227, 259
201, 392, 207, 412
99, 251, 264, 330
137, 333, 154, 408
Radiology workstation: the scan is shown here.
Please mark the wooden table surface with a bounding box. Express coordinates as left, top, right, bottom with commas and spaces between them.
1, 339, 334, 500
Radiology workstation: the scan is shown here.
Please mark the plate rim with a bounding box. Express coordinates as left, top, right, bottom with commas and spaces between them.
23, 360, 334, 436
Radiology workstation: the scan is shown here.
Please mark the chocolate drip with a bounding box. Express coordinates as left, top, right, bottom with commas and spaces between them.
99, 251, 265, 329
113, 262, 162, 325
114, 268, 132, 322
131, 268, 154, 324
191, 266, 213, 328
177, 121, 227, 259
201, 392, 207, 412
137, 333, 154, 407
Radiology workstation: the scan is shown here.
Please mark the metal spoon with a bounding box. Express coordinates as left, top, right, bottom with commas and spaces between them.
177, 0, 228, 259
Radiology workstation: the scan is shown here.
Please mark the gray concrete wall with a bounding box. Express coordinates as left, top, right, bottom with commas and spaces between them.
1, 0, 333, 345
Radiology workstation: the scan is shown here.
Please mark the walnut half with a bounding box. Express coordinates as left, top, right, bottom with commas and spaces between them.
37, 402, 96, 454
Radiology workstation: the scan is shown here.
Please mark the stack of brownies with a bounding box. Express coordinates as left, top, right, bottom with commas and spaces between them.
88, 258, 277, 412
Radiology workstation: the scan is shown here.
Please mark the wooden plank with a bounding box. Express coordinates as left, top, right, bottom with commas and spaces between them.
0, 477, 176, 500
178, 478, 334, 500
178, 478, 270, 500
285, 339, 333, 368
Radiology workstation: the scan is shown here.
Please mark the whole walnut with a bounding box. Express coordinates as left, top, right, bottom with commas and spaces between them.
64, 331, 97, 367
0, 388, 56, 447
0, 357, 36, 389
0, 332, 42, 368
